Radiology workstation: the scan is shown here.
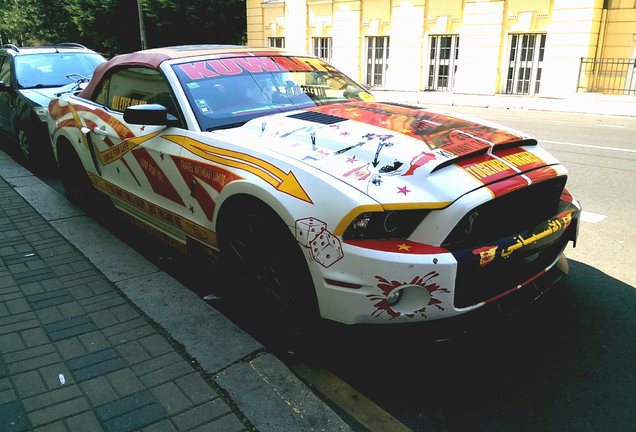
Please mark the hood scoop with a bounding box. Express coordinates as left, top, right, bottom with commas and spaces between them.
287, 111, 346, 125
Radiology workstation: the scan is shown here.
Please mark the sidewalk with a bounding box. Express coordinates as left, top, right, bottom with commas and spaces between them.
374, 90, 636, 117
0, 151, 350, 431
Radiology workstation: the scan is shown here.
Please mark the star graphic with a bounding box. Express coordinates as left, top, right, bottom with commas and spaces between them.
159, 152, 165, 161
397, 243, 412, 251
140, 125, 146, 132
401, 128, 413, 134
339, 131, 350, 136
291, 142, 301, 148
116, 167, 120, 174
397, 186, 411, 196
346, 156, 357, 163
189, 205, 195, 214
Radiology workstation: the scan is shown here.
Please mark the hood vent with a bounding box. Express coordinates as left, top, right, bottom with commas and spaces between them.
287, 111, 346, 125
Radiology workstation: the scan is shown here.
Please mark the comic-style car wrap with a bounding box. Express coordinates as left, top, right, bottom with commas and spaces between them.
48, 45, 580, 325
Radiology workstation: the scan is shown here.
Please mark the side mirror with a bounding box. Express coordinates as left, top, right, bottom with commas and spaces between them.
123, 103, 179, 127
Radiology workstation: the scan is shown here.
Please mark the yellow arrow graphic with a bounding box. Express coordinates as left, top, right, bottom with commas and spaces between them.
99, 130, 164, 165
164, 135, 312, 204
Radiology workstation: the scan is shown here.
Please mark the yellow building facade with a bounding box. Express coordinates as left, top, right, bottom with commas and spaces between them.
246, 0, 636, 96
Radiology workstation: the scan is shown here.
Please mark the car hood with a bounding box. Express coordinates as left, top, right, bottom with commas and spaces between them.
19, 87, 59, 107
236, 101, 554, 206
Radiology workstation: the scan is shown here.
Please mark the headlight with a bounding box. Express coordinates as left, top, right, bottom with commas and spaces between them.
342, 210, 429, 240
33, 106, 49, 122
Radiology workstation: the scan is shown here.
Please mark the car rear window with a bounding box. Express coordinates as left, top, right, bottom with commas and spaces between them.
15, 52, 104, 89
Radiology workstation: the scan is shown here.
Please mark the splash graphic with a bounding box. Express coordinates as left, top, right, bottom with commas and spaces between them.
368, 272, 449, 319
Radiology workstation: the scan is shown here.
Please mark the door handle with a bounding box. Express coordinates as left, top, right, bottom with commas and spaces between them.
92, 126, 108, 136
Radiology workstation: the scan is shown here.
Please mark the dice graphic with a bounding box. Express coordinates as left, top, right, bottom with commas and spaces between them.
295, 217, 327, 247
310, 230, 344, 268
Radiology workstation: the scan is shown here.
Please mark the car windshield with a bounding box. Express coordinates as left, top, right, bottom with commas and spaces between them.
172, 55, 374, 131
15, 52, 105, 89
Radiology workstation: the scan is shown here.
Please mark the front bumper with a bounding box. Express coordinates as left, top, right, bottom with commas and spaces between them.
309, 205, 579, 325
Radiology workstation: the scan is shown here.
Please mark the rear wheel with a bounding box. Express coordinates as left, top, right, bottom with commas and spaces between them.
57, 142, 112, 219
217, 198, 319, 343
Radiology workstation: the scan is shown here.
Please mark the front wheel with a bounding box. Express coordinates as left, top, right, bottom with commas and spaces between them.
217, 199, 320, 336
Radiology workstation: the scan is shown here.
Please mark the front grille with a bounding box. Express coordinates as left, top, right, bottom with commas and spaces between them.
443, 176, 566, 250
453, 235, 568, 308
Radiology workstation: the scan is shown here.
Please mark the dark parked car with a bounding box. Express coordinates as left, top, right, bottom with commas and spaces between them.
0, 43, 105, 169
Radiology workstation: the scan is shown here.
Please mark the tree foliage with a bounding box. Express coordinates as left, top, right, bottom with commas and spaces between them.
0, 0, 246, 55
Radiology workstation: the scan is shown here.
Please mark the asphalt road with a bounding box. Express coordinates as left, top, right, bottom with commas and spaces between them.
31, 107, 636, 432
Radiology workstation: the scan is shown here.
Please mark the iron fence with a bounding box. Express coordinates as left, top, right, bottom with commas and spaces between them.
577, 58, 636, 95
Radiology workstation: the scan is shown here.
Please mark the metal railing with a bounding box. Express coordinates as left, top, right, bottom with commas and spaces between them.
577, 58, 636, 95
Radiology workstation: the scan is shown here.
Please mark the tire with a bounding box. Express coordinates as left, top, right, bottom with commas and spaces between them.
17, 126, 55, 174
217, 198, 319, 330
57, 143, 101, 210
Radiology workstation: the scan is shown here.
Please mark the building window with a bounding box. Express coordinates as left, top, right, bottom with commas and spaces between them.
505, 33, 546, 95
365, 36, 389, 88
312, 37, 332, 63
426, 35, 459, 91
268, 37, 285, 48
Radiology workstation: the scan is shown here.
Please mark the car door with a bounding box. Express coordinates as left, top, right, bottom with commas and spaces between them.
0, 54, 15, 137
83, 66, 196, 243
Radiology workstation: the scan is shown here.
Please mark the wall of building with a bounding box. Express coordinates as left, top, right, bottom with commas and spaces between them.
247, 0, 636, 96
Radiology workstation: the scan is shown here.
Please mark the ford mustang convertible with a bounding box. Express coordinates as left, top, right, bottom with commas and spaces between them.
48, 45, 580, 325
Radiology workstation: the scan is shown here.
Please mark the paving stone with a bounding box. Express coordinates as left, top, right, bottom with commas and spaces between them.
0, 400, 31, 432
78, 331, 110, 353
0, 388, 17, 404
87, 310, 118, 328
44, 316, 97, 342
27, 396, 90, 427
0, 302, 8, 317
106, 368, 145, 397
149, 382, 193, 415
35, 307, 64, 325
33, 420, 68, 432
12, 268, 57, 285
39, 363, 74, 390
4, 344, 56, 364
102, 317, 147, 338
12, 370, 47, 398
55, 338, 87, 361
22, 385, 83, 412
66, 349, 126, 382
81, 294, 126, 313
65, 411, 103, 432
139, 334, 173, 357
132, 352, 182, 376
110, 304, 138, 323
107, 324, 155, 346
171, 399, 232, 432
26, 290, 74, 310
139, 361, 194, 387
79, 376, 119, 407
95, 390, 167, 432
56, 302, 85, 320
191, 414, 246, 432
20, 327, 49, 347
0, 333, 25, 354
142, 419, 178, 432
175, 374, 219, 405
114, 341, 151, 365
6, 298, 29, 314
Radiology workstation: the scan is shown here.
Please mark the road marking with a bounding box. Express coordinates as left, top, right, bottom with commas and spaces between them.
580, 211, 607, 224
541, 140, 636, 154
546, 120, 572, 124
598, 124, 627, 129
292, 363, 412, 432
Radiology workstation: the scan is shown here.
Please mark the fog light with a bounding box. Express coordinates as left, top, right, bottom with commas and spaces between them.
387, 289, 403, 306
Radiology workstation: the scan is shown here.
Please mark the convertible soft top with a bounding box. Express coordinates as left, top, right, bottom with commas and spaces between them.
78, 45, 286, 100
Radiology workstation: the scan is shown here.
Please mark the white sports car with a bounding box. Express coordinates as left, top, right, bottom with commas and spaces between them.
48, 45, 580, 325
